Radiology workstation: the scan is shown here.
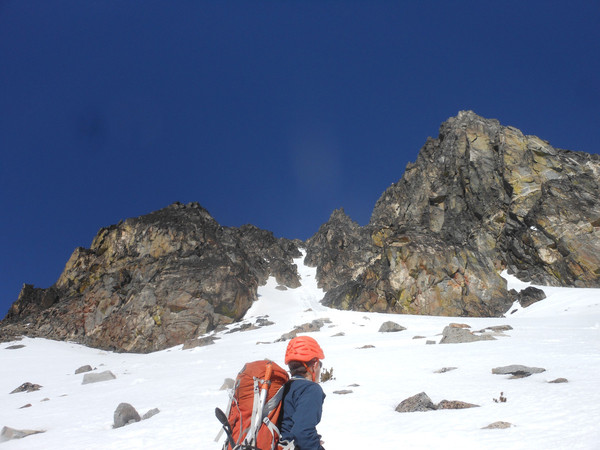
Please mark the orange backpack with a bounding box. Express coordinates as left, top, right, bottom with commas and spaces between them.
216, 360, 289, 450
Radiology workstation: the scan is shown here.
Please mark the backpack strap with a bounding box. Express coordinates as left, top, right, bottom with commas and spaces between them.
245, 376, 262, 445
257, 382, 290, 450
262, 382, 287, 421
215, 378, 241, 445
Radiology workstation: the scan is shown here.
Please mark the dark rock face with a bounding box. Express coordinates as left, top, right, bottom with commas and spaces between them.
0, 202, 301, 352
306, 111, 600, 316
305, 208, 376, 292
510, 286, 547, 308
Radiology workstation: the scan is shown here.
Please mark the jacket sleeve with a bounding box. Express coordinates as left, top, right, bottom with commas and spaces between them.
290, 382, 325, 450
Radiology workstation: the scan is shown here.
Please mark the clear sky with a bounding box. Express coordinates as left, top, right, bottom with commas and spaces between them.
1, 1, 599, 319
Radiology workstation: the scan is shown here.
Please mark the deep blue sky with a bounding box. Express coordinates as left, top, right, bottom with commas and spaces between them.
1, 1, 599, 318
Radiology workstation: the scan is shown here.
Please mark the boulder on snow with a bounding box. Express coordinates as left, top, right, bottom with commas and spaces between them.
75, 365, 93, 374
439, 326, 496, 344
220, 378, 235, 390
510, 286, 546, 308
378, 321, 406, 332
142, 408, 160, 420
491, 365, 546, 378
276, 318, 331, 341
10, 382, 42, 394
5, 344, 26, 350
0, 426, 46, 442
113, 403, 141, 428
182, 336, 218, 350
548, 377, 568, 383
434, 367, 458, 373
449, 323, 471, 329
482, 421, 514, 429
482, 325, 513, 332
436, 400, 479, 409
396, 392, 479, 412
395, 392, 436, 413
82, 370, 116, 385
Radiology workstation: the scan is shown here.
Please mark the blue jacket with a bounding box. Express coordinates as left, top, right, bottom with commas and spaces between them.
280, 377, 326, 450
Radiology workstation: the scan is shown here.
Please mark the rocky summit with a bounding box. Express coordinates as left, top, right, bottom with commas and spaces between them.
1, 203, 301, 352
2, 111, 599, 351
307, 111, 600, 316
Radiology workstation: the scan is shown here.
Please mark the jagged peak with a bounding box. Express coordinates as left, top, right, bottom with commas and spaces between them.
439, 111, 502, 137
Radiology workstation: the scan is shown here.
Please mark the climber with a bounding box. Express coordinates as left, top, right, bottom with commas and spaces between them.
279, 336, 326, 450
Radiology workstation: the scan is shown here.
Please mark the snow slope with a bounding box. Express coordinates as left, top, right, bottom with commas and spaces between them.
1, 255, 599, 449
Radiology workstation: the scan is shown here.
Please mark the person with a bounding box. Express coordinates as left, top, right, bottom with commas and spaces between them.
279, 336, 326, 450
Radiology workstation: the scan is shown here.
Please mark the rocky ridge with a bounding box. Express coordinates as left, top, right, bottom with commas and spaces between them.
2, 111, 599, 351
306, 111, 600, 316
1, 202, 301, 352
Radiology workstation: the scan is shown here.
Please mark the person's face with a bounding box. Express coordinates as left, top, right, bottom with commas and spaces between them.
313, 359, 322, 382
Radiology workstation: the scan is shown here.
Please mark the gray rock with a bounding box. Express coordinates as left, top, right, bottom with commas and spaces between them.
82, 370, 116, 385
0, 426, 45, 442
113, 403, 141, 428
142, 408, 160, 420
182, 336, 217, 350
220, 378, 235, 390
439, 326, 496, 344
434, 367, 457, 373
226, 316, 274, 334
426, 340, 436, 345
491, 365, 546, 377
5, 344, 25, 350
276, 319, 331, 341
10, 382, 42, 394
255, 316, 274, 327
333, 390, 353, 395
395, 392, 437, 413
482, 325, 513, 332
548, 377, 568, 383
436, 400, 479, 409
378, 321, 406, 332
226, 323, 258, 334
482, 421, 513, 429
75, 365, 93, 374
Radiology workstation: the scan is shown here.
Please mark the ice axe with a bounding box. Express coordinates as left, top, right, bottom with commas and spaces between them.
215, 407, 236, 449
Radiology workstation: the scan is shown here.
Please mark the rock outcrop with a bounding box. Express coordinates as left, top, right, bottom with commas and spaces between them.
0, 202, 301, 352
306, 111, 600, 316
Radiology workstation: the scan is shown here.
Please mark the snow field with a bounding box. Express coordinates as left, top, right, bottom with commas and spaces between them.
1, 255, 599, 449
